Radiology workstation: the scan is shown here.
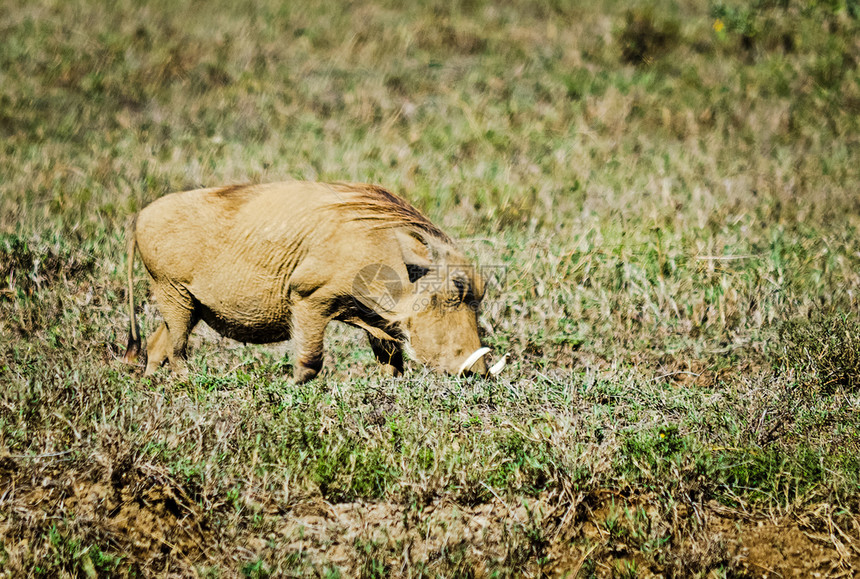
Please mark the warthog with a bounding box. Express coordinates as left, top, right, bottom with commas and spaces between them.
122, 181, 491, 382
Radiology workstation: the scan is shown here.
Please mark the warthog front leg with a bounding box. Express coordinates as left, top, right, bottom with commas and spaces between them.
368, 334, 403, 377
290, 302, 328, 383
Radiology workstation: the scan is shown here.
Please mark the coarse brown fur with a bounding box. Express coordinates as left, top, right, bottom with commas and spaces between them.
122, 180, 487, 382
326, 182, 454, 243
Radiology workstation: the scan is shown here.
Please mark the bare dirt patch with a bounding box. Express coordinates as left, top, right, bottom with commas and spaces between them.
232, 491, 860, 577
2, 455, 858, 576
0, 455, 215, 576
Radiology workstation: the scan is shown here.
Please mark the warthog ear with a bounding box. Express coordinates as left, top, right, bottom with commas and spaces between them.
396, 229, 435, 282
406, 264, 430, 283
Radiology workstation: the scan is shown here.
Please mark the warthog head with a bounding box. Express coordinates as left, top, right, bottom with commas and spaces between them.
352, 229, 488, 376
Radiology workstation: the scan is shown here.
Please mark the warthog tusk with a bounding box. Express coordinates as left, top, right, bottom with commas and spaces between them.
458, 347, 491, 375
488, 353, 509, 377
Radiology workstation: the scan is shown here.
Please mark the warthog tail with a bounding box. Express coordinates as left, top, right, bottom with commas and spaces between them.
121, 216, 143, 364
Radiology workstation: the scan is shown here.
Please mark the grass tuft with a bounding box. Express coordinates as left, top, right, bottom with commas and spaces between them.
778, 310, 860, 395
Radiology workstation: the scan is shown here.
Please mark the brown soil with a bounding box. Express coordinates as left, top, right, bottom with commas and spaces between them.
0, 456, 215, 576
262, 493, 860, 577
1, 458, 858, 577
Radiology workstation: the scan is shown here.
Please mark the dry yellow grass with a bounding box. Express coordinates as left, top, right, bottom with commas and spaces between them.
1, 0, 859, 575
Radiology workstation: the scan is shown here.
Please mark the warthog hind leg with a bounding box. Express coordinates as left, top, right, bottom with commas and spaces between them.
145, 282, 199, 378
144, 323, 169, 375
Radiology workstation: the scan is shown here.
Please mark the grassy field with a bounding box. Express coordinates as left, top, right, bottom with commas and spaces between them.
2, 0, 860, 576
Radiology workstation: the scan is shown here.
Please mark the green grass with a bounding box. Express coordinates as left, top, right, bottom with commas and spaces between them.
2, 0, 860, 575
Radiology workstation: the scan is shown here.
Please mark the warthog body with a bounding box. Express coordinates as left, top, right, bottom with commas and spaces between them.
122, 181, 487, 382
